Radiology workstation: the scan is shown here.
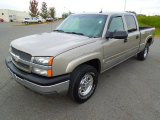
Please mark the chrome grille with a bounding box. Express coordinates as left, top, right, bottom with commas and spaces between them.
12, 57, 30, 70
11, 47, 32, 61
10, 47, 32, 73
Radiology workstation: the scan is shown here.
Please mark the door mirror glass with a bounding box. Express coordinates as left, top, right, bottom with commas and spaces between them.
106, 31, 128, 39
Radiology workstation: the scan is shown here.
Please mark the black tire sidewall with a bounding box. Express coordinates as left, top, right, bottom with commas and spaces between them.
70, 65, 98, 103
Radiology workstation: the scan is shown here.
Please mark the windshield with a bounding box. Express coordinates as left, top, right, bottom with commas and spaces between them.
56, 14, 107, 38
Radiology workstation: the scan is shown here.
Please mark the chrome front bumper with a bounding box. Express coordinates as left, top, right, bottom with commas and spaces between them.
8, 68, 70, 94
6, 56, 70, 94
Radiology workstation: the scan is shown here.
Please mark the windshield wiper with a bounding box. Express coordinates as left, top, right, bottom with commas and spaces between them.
54, 30, 89, 37
65, 32, 85, 36
53, 29, 64, 32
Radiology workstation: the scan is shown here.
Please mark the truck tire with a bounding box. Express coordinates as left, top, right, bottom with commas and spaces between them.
25, 21, 28, 25
69, 64, 98, 103
38, 21, 41, 24
137, 43, 149, 60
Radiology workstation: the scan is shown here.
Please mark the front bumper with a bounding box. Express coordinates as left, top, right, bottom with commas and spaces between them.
5, 57, 70, 94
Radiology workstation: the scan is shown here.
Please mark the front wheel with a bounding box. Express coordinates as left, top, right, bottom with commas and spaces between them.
24, 21, 28, 25
137, 44, 149, 60
68, 65, 98, 103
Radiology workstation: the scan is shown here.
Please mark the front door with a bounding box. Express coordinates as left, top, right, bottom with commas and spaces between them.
102, 15, 129, 71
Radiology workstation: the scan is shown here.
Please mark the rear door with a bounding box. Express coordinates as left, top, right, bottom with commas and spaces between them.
124, 15, 140, 55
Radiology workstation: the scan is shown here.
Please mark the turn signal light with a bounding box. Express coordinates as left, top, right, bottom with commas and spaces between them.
47, 69, 53, 77
48, 57, 53, 66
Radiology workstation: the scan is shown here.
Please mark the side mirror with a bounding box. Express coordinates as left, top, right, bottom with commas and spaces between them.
106, 31, 128, 39
106, 32, 113, 39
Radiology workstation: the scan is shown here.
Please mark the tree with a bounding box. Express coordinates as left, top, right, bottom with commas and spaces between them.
62, 13, 68, 19
40, 2, 48, 19
29, 0, 39, 17
126, 11, 137, 16
49, 7, 56, 19
62, 11, 72, 19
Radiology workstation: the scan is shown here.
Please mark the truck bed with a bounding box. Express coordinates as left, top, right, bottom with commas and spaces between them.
139, 26, 155, 52
139, 26, 154, 30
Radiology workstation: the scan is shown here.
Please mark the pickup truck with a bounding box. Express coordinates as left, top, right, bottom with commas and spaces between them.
6, 12, 155, 103
22, 17, 45, 24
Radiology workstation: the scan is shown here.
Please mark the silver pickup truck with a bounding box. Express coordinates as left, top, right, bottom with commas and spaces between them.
6, 12, 155, 103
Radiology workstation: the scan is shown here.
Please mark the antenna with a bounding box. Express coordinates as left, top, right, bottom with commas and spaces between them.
124, 0, 127, 11
99, 8, 102, 13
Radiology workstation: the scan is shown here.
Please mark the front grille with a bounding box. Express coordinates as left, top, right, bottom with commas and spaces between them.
10, 46, 32, 72
12, 58, 30, 72
12, 57, 29, 70
11, 47, 32, 61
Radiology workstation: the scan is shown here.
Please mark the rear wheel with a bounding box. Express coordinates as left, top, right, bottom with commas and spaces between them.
137, 44, 149, 60
68, 65, 98, 103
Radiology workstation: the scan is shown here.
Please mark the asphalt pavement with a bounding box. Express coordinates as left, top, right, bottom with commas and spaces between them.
0, 22, 160, 120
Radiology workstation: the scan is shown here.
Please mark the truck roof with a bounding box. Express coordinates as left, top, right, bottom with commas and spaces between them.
72, 12, 135, 16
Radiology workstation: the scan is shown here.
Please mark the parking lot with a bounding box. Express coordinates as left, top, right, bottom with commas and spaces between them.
0, 22, 160, 120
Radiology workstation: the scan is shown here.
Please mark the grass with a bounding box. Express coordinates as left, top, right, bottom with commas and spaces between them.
155, 29, 160, 37
137, 16, 160, 37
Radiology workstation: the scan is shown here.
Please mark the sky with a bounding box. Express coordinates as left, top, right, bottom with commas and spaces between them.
0, 0, 160, 17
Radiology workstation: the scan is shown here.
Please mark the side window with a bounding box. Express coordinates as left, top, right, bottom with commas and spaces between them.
108, 16, 124, 32
125, 15, 137, 32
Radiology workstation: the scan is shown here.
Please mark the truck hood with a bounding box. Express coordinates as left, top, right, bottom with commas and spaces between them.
11, 32, 96, 56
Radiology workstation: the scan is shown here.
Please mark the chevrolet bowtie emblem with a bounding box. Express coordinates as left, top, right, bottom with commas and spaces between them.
13, 54, 20, 62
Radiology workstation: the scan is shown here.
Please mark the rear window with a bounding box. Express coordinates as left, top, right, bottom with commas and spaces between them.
124, 15, 137, 32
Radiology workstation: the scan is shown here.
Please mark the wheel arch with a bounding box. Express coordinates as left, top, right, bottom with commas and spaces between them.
65, 53, 102, 74
145, 35, 153, 46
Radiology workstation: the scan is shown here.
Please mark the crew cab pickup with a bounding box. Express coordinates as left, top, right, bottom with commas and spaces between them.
6, 12, 155, 103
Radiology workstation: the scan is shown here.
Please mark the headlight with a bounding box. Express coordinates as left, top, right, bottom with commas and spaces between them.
32, 57, 53, 77
33, 57, 53, 66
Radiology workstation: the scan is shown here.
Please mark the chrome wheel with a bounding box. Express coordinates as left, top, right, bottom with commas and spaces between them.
144, 47, 148, 58
78, 73, 94, 97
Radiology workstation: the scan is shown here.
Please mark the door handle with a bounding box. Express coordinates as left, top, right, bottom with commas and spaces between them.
136, 35, 139, 39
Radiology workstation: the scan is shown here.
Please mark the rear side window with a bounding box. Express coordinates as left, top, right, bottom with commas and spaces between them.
124, 15, 137, 32
108, 16, 124, 32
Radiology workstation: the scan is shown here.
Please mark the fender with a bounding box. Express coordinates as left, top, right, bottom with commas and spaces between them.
139, 34, 153, 52
65, 52, 102, 73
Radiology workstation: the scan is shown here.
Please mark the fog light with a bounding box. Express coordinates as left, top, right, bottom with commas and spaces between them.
32, 67, 48, 76
32, 67, 53, 77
